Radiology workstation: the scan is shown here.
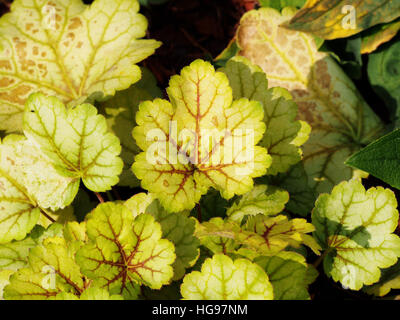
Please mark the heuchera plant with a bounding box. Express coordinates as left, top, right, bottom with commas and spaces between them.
1, 0, 400, 301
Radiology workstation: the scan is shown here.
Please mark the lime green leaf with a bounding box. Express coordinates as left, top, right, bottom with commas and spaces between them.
56, 287, 123, 300
4, 268, 62, 300
0, 270, 13, 300
24, 93, 123, 192
0, 223, 63, 273
0, 237, 36, 271
244, 214, 320, 255
124, 193, 199, 280
196, 218, 239, 255
255, 251, 316, 300
284, 0, 400, 39
197, 215, 319, 256
221, 57, 308, 175
4, 237, 86, 300
0, 0, 161, 132
181, 254, 273, 300
367, 40, 400, 124
99, 68, 163, 187
28, 238, 85, 292
226, 185, 289, 223
1, 135, 78, 212
63, 221, 87, 243
312, 179, 400, 290
364, 261, 400, 297
346, 129, 400, 190
361, 19, 400, 54
0, 137, 40, 243
140, 196, 200, 281
76, 202, 175, 298
132, 59, 271, 212
236, 8, 384, 195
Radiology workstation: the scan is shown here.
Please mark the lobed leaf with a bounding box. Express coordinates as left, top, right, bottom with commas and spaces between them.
98, 68, 163, 187
181, 254, 273, 300
0, 0, 160, 131
236, 7, 384, 195
132, 59, 271, 212
76, 202, 175, 298
226, 184, 289, 223
312, 179, 400, 290
24, 93, 123, 192
255, 251, 317, 300
221, 56, 310, 175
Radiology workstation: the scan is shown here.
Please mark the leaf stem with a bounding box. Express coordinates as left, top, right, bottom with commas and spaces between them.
94, 192, 105, 203
40, 208, 56, 223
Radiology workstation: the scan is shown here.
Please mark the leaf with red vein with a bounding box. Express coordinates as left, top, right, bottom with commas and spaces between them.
132, 59, 271, 213
76, 202, 175, 299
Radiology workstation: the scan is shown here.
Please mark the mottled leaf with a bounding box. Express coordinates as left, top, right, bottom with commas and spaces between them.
284, 0, 400, 39
236, 7, 384, 195
0, 0, 160, 131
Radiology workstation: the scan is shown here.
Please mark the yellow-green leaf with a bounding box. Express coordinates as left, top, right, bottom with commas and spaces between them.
236, 7, 384, 195
0, 0, 161, 132
132, 59, 271, 213
98, 68, 163, 187
181, 254, 273, 300
284, 0, 400, 40
76, 202, 175, 298
361, 19, 400, 54
226, 184, 289, 223
221, 56, 310, 175
24, 93, 123, 192
312, 180, 400, 290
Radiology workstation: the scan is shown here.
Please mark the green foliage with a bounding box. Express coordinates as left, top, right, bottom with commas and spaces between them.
367, 40, 400, 124
284, 0, 400, 40
346, 129, 400, 190
312, 180, 400, 290
1, 0, 400, 301
0, 0, 160, 132
235, 7, 384, 202
181, 254, 274, 300
132, 59, 271, 212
